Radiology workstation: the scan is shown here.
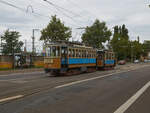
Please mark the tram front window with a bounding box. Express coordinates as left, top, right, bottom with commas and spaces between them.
46, 46, 60, 57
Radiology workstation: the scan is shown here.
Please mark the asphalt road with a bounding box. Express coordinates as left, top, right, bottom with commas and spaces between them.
0, 63, 150, 113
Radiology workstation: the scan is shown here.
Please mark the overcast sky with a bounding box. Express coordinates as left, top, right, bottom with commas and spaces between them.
0, 0, 150, 51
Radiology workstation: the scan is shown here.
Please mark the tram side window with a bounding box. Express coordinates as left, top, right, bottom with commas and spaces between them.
94, 51, 96, 57
112, 53, 114, 59
107, 53, 109, 59
109, 53, 111, 59
88, 51, 90, 58
79, 50, 81, 58
83, 50, 86, 58
46, 47, 51, 57
86, 50, 88, 58
90, 51, 92, 58
105, 52, 108, 59
56, 46, 60, 57
92, 51, 94, 58
72, 49, 75, 57
82, 50, 84, 57
49, 46, 60, 57
80, 50, 83, 58
76, 49, 79, 58
69, 49, 71, 57
51, 46, 56, 57
87, 51, 89, 58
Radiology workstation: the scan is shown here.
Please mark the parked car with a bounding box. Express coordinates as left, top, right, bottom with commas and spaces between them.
144, 59, 148, 63
134, 60, 139, 63
118, 60, 126, 65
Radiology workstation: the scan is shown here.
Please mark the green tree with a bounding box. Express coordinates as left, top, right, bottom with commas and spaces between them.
142, 40, 150, 57
40, 15, 72, 43
131, 39, 142, 59
111, 25, 130, 60
1, 29, 23, 55
81, 19, 112, 49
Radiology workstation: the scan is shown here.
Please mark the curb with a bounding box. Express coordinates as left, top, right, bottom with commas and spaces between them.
0, 68, 43, 75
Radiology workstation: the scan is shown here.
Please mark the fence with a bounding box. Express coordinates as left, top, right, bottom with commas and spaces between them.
0, 55, 13, 69
0, 55, 44, 69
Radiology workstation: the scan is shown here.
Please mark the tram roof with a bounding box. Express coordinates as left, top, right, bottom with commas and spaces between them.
45, 41, 95, 49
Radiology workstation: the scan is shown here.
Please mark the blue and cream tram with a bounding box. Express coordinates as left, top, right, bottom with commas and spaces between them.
44, 42, 97, 75
96, 50, 116, 69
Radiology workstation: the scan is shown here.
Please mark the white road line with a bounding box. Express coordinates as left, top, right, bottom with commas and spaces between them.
114, 81, 150, 113
0, 95, 24, 103
55, 65, 150, 89
55, 71, 127, 89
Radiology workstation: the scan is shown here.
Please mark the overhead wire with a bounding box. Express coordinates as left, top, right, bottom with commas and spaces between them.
44, 0, 82, 17
0, 0, 49, 19
66, 0, 96, 25
43, 0, 95, 27
27, 0, 82, 28
42, 0, 84, 27
67, 0, 97, 17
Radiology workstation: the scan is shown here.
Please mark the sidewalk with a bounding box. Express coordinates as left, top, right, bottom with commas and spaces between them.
0, 63, 148, 76
0, 68, 43, 75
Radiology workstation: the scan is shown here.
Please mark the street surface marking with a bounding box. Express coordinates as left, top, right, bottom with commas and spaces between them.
114, 81, 150, 113
55, 71, 128, 89
55, 65, 150, 89
0, 95, 24, 103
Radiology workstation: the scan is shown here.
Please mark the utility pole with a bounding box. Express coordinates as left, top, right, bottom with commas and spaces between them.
24, 40, 27, 53
0, 34, 2, 54
32, 29, 35, 54
131, 45, 134, 63
32, 29, 39, 54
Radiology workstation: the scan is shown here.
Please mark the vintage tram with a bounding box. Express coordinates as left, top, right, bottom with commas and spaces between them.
44, 42, 115, 75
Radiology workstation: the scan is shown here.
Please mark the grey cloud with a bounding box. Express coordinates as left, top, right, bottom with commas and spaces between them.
0, 0, 150, 43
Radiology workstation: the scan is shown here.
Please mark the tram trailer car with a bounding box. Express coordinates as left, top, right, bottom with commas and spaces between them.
97, 50, 116, 70
44, 42, 115, 75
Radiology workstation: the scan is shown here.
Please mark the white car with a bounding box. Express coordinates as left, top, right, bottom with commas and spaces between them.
134, 60, 139, 63
144, 59, 148, 63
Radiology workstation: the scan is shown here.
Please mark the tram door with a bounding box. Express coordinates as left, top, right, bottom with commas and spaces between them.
61, 46, 68, 68
97, 51, 104, 67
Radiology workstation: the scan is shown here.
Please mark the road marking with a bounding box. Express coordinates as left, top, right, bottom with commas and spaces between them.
114, 81, 150, 113
55, 71, 128, 89
55, 64, 150, 89
0, 95, 24, 103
